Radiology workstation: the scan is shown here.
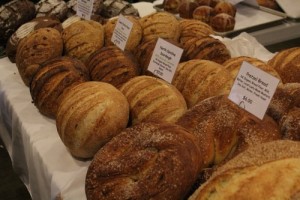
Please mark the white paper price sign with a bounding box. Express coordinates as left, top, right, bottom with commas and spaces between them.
228, 61, 280, 120
111, 15, 133, 51
147, 38, 183, 83
76, 0, 94, 20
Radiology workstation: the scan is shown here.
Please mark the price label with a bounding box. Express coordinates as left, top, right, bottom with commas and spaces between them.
147, 38, 183, 83
76, 0, 94, 20
111, 15, 133, 51
228, 61, 280, 120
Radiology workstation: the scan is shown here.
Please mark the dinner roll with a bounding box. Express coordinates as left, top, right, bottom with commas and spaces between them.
86, 122, 202, 200
56, 81, 129, 158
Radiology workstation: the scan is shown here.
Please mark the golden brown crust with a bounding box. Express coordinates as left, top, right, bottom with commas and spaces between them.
139, 12, 180, 43
16, 28, 63, 86
104, 16, 142, 52
178, 1, 199, 19
267, 47, 300, 84
193, 6, 214, 24
181, 36, 231, 64
85, 122, 202, 200
30, 56, 90, 118
172, 60, 233, 108
87, 46, 140, 88
119, 76, 187, 125
176, 95, 281, 167
213, 1, 236, 17
56, 81, 129, 158
190, 158, 300, 200
62, 20, 104, 64
280, 107, 300, 140
210, 13, 235, 32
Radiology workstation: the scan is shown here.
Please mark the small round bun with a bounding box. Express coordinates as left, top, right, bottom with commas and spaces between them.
213, 1, 236, 17
193, 6, 214, 24
163, 0, 181, 13
178, 1, 199, 19
86, 122, 202, 200
56, 81, 129, 158
210, 13, 235, 32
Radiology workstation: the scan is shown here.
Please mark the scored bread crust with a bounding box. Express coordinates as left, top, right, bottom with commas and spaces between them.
85, 122, 202, 200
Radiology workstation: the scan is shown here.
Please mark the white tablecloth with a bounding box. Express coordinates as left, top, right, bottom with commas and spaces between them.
0, 57, 89, 200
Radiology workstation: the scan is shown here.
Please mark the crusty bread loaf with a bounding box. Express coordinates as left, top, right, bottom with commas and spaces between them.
139, 12, 180, 42
176, 95, 281, 167
0, 0, 36, 46
62, 20, 104, 63
104, 15, 142, 52
267, 47, 300, 83
181, 36, 231, 64
119, 76, 187, 125
86, 46, 140, 88
6, 16, 62, 63
223, 56, 282, 81
30, 56, 90, 118
56, 81, 129, 158
100, 0, 139, 19
16, 28, 63, 86
35, 0, 68, 21
86, 122, 202, 200
172, 60, 233, 108
189, 157, 300, 200
193, 6, 214, 24
179, 19, 214, 44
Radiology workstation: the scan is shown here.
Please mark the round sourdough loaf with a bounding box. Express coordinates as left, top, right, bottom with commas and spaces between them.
119, 76, 187, 125
86, 46, 140, 88
176, 95, 281, 167
56, 81, 129, 158
268, 83, 300, 140
189, 157, 300, 200
267, 47, 300, 83
223, 56, 282, 81
179, 19, 214, 44
172, 59, 233, 108
104, 15, 142, 52
181, 36, 231, 64
139, 12, 180, 42
16, 28, 63, 86
62, 20, 104, 64
86, 122, 202, 200
30, 56, 90, 118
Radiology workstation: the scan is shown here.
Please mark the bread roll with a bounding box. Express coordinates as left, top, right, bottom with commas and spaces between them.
178, 1, 199, 19
176, 95, 281, 167
6, 16, 62, 63
267, 47, 300, 83
190, 158, 300, 200
172, 60, 233, 108
86, 46, 140, 88
86, 122, 202, 200
16, 28, 63, 86
120, 76, 187, 125
210, 13, 235, 32
104, 15, 142, 52
195, 0, 212, 6
56, 81, 129, 158
0, 0, 35, 46
193, 6, 214, 24
181, 36, 231, 64
62, 20, 104, 63
30, 56, 90, 118
179, 19, 214, 44
163, 0, 181, 13
139, 12, 180, 42
213, 1, 236, 17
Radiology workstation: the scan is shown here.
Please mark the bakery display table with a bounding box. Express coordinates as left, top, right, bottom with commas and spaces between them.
0, 58, 88, 200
